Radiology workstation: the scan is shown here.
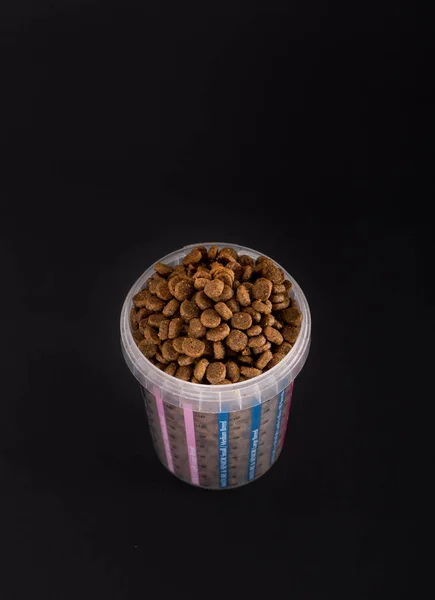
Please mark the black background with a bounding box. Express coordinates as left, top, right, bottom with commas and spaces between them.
1, 2, 431, 599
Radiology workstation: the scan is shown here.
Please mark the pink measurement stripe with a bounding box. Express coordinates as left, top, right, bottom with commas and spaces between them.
280, 381, 295, 449
183, 404, 199, 485
155, 390, 174, 473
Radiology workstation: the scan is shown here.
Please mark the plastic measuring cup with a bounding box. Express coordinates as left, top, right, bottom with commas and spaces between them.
120, 243, 311, 489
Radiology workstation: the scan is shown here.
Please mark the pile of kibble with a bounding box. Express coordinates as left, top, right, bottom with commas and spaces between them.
130, 246, 302, 384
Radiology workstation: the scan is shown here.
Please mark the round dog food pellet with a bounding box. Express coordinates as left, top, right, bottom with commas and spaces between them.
180, 300, 200, 321
243, 306, 262, 322
247, 324, 262, 337
272, 283, 286, 294
226, 298, 240, 313
194, 358, 209, 382
154, 262, 173, 276
172, 337, 187, 353
215, 302, 233, 321
144, 295, 165, 313
208, 245, 219, 261
262, 262, 285, 284
273, 298, 291, 311
231, 312, 252, 330
252, 278, 273, 301
213, 341, 226, 360
206, 362, 226, 384
206, 323, 230, 342
200, 309, 221, 328
182, 338, 205, 358
239, 355, 254, 365
174, 279, 194, 301
193, 277, 209, 290
282, 325, 300, 343
216, 284, 234, 302
239, 254, 254, 266
182, 248, 202, 266
164, 362, 178, 376
280, 342, 293, 354
148, 274, 165, 294
270, 293, 286, 304
138, 339, 157, 358
255, 350, 273, 370
158, 320, 170, 340
133, 330, 143, 345
161, 340, 180, 361
281, 307, 302, 326
236, 284, 251, 307
251, 300, 272, 315
168, 318, 184, 339
226, 361, 240, 383
226, 330, 248, 352
242, 265, 254, 281
195, 291, 213, 310
175, 366, 192, 381
178, 354, 196, 366
188, 318, 206, 339
144, 326, 160, 345
248, 334, 267, 348
251, 341, 272, 355
155, 352, 169, 365
214, 271, 233, 287
130, 308, 139, 331
263, 326, 284, 345
264, 355, 283, 370
133, 289, 151, 308
260, 314, 275, 328
168, 275, 183, 295
283, 280, 292, 291
240, 366, 262, 379
162, 298, 180, 317
218, 247, 238, 263
156, 281, 173, 301
226, 261, 243, 280
204, 279, 224, 300
148, 312, 168, 327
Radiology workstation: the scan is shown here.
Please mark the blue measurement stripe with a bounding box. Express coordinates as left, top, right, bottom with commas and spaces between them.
248, 403, 262, 481
270, 390, 286, 465
218, 413, 229, 488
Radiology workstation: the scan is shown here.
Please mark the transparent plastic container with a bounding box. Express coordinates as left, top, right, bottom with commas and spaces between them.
120, 243, 311, 489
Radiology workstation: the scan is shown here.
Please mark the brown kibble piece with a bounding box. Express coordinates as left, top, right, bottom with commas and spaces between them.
195, 291, 213, 310
148, 274, 165, 294
182, 248, 202, 266
188, 318, 206, 339
273, 283, 286, 293
162, 298, 180, 317
213, 341, 226, 360
203, 339, 214, 357
193, 277, 209, 290
168, 318, 184, 339
243, 306, 262, 323
204, 279, 224, 300
251, 300, 272, 315
143, 295, 165, 313
133, 330, 144, 345
264, 326, 284, 345
138, 339, 157, 358
215, 302, 233, 321
239, 254, 255, 266
206, 362, 226, 384
218, 247, 238, 263
248, 334, 267, 348
214, 271, 233, 287
270, 293, 286, 304
175, 366, 191, 381
191, 376, 201, 384
155, 281, 173, 301
180, 300, 200, 321
158, 319, 170, 341
226, 261, 244, 280
216, 284, 234, 302
217, 379, 232, 385
155, 352, 169, 365
252, 278, 273, 301
226, 330, 248, 352
281, 307, 303, 326
261, 314, 275, 328
144, 326, 160, 345
226, 361, 240, 383
251, 342, 271, 355
194, 358, 209, 382
231, 312, 252, 330
154, 262, 173, 276
208, 246, 219, 261
136, 307, 151, 323
280, 341, 293, 355
182, 338, 205, 358
164, 362, 178, 376
178, 354, 196, 366
148, 312, 167, 328
206, 323, 230, 342
240, 366, 262, 379
236, 284, 251, 307
242, 265, 254, 281
139, 318, 149, 335
161, 340, 180, 361
247, 325, 262, 337
255, 350, 273, 370
273, 297, 291, 311
168, 275, 183, 295
283, 280, 292, 291
200, 309, 221, 328
130, 308, 139, 331
282, 325, 300, 344
133, 289, 151, 308
193, 269, 211, 280
226, 298, 240, 313
172, 337, 187, 353
239, 355, 254, 365
265, 355, 283, 371
174, 279, 194, 301
262, 262, 285, 284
